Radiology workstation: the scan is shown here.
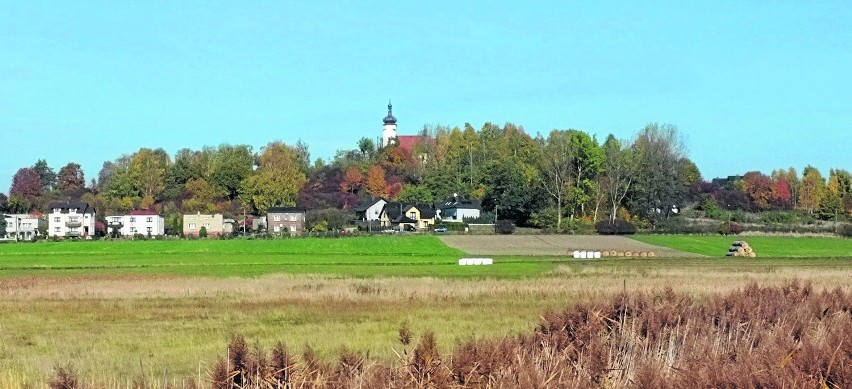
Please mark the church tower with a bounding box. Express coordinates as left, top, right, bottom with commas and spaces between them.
381, 100, 397, 148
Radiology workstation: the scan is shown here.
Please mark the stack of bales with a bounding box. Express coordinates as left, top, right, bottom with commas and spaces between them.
726, 241, 756, 257
567, 249, 656, 258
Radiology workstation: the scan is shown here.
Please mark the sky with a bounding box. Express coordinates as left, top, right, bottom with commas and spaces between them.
1, 1, 850, 192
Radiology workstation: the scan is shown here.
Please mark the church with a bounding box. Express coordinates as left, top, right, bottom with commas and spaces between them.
380, 101, 425, 155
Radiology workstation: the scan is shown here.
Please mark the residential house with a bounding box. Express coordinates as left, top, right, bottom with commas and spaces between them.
106, 210, 165, 237
436, 194, 482, 222
183, 213, 227, 237
238, 214, 266, 234
380, 202, 436, 231
266, 207, 306, 235
1, 213, 42, 241
47, 201, 96, 239
354, 198, 387, 222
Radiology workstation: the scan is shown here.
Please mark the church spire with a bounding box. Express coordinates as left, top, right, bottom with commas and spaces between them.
383, 99, 397, 125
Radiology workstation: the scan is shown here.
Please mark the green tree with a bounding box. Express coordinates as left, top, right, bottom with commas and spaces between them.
129, 148, 170, 207
239, 142, 307, 213
183, 178, 223, 214
628, 123, 688, 223
538, 130, 574, 230
799, 166, 825, 214
208, 144, 254, 200
601, 135, 636, 223
32, 159, 56, 193
398, 184, 434, 204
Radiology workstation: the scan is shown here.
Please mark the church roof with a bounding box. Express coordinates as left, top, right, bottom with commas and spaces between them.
383, 101, 397, 125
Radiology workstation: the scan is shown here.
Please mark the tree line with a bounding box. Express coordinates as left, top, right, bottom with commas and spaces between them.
2, 122, 850, 234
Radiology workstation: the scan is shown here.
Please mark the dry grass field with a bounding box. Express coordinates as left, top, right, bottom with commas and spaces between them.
439, 234, 695, 256
1, 236, 851, 387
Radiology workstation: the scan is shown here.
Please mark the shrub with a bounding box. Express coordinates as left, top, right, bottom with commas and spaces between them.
494, 220, 515, 234
198, 226, 207, 238
595, 219, 637, 235
718, 221, 743, 235
838, 224, 852, 238
760, 211, 797, 224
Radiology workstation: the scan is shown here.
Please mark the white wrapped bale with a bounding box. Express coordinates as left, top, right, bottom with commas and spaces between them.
593, 251, 602, 259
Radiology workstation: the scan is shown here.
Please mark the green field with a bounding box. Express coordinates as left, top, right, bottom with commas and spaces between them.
630, 235, 852, 257
2, 235, 852, 387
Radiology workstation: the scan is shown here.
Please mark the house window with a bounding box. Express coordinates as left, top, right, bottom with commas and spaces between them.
130, 217, 136, 222
289, 214, 296, 221
70, 208, 77, 213
147, 227, 152, 233
274, 215, 281, 222
203, 223, 210, 228
147, 217, 153, 222
409, 211, 417, 219
130, 227, 136, 233
189, 223, 197, 229
54, 217, 60, 222
54, 209, 60, 214
290, 225, 296, 232
273, 225, 281, 232
54, 227, 60, 232
112, 217, 120, 223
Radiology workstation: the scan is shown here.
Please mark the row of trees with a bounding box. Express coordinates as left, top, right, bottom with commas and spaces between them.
2, 122, 849, 233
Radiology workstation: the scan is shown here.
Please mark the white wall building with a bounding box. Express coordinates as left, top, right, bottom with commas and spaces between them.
2, 213, 41, 241
354, 198, 387, 222
106, 210, 165, 237
47, 201, 96, 239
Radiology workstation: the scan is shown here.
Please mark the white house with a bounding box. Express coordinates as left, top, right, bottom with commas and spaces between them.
106, 210, 165, 237
2, 213, 42, 241
354, 198, 387, 222
47, 201, 96, 239
436, 194, 482, 222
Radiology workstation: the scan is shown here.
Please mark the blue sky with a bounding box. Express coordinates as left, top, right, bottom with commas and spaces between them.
2, 1, 850, 192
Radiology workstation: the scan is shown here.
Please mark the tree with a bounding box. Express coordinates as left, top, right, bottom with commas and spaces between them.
183, 178, 223, 214
129, 148, 170, 203
357, 137, 376, 159
9, 167, 43, 212
340, 167, 364, 195
0, 193, 8, 213
208, 144, 254, 200
366, 165, 388, 198
600, 135, 636, 223
628, 123, 688, 223
742, 171, 774, 211
772, 178, 793, 208
32, 159, 56, 193
398, 184, 434, 204
538, 130, 574, 230
798, 166, 825, 214
239, 142, 307, 213
56, 163, 85, 194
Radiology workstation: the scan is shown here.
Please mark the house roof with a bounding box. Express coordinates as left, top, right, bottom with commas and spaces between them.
438, 196, 482, 211
48, 200, 95, 214
382, 202, 436, 222
353, 198, 386, 212
130, 209, 159, 216
267, 206, 306, 214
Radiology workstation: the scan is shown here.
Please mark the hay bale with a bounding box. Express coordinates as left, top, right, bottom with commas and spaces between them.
639, 252, 648, 257
632, 252, 640, 257
648, 251, 656, 257
736, 247, 746, 255
593, 251, 602, 259
617, 251, 625, 257
748, 252, 757, 258
602, 250, 610, 257
726, 252, 735, 257
572, 250, 580, 259
625, 251, 633, 257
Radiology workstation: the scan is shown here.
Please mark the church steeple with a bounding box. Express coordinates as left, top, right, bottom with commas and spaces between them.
383, 99, 397, 125
381, 100, 398, 148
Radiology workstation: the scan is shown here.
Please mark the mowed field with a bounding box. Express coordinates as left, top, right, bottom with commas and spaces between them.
1, 235, 851, 387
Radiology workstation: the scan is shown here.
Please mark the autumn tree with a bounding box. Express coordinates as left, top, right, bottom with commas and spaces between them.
9, 167, 43, 212
182, 178, 223, 214
239, 142, 307, 213
742, 171, 774, 211
366, 165, 388, 198
56, 163, 85, 195
628, 123, 688, 223
798, 166, 825, 214
538, 130, 574, 230
340, 167, 364, 195
129, 148, 171, 207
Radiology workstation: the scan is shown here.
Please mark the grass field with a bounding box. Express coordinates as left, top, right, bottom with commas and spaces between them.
1, 235, 851, 386
630, 235, 852, 257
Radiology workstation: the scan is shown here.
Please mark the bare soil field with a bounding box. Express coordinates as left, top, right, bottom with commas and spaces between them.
440, 234, 697, 257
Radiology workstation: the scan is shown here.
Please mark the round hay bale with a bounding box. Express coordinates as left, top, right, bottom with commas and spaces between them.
736, 247, 746, 255
624, 251, 633, 257
648, 251, 656, 257
602, 250, 610, 257
726, 252, 735, 257
639, 252, 648, 257
748, 252, 757, 258
632, 252, 640, 257
617, 251, 625, 257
